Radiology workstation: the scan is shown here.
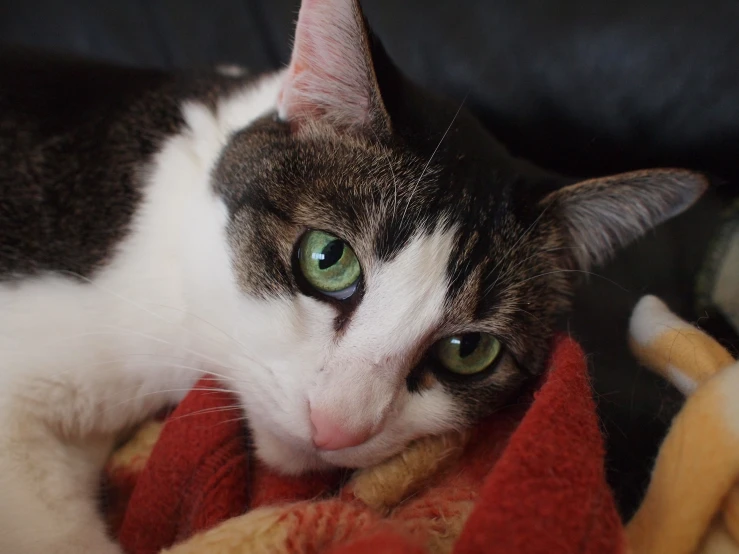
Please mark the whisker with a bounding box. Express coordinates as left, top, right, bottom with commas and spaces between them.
96, 324, 274, 378
506, 306, 544, 323
485, 245, 577, 296
211, 415, 251, 428
502, 246, 577, 278
401, 89, 471, 224
368, 124, 400, 220
512, 269, 630, 291
148, 302, 249, 352
53, 270, 275, 375
102, 387, 236, 414
14, 353, 248, 400
163, 405, 246, 425
57, 270, 207, 337
484, 205, 553, 295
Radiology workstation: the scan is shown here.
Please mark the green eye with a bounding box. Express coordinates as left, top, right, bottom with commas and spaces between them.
298, 230, 361, 299
434, 333, 502, 375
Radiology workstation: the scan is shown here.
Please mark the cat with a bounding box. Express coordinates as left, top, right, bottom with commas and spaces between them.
0, 0, 707, 552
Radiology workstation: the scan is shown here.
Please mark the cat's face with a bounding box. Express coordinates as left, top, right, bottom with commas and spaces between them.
212, 0, 707, 473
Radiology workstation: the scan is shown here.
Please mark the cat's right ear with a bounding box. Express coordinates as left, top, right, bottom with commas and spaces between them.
539, 169, 708, 270
277, 0, 391, 135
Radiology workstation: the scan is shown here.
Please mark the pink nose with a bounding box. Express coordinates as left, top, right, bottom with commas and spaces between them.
310, 410, 371, 451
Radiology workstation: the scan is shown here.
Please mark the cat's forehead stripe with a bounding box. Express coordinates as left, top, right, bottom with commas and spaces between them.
339, 226, 455, 363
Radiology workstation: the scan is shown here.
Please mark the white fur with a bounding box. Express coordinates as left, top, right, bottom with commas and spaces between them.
0, 71, 461, 552
215, 63, 249, 78
0, 74, 276, 553
666, 365, 699, 395
630, 295, 699, 394
629, 294, 691, 347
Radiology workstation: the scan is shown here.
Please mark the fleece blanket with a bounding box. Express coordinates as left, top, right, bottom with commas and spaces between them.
102, 295, 739, 553
103, 336, 625, 554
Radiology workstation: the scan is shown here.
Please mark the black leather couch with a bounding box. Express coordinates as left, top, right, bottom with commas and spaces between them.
3, 0, 738, 518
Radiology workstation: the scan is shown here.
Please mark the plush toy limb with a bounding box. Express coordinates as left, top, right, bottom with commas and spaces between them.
344, 431, 470, 514
629, 295, 735, 394
161, 506, 290, 554
626, 362, 739, 554
626, 295, 739, 554
107, 421, 163, 474
161, 502, 381, 554
699, 517, 739, 554
724, 488, 739, 546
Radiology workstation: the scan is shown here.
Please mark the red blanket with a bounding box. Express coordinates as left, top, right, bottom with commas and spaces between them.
104, 337, 625, 554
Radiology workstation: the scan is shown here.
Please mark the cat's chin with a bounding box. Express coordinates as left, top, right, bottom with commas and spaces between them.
251, 424, 403, 475
252, 425, 332, 475
316, 443, 402, 471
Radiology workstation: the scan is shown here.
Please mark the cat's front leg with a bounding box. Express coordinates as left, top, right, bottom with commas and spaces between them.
0, 411, 124, 554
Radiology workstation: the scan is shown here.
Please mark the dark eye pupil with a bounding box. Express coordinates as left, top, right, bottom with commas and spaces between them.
458, 333, 480, 358
318, 240, 344, 270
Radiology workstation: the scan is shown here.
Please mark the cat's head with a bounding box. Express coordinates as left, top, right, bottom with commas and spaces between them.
213, 0, 707, 473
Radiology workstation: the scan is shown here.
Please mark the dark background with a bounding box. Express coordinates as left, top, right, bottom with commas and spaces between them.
2, 0, 738, 518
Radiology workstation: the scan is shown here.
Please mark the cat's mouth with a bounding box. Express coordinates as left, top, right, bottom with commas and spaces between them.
250, 419, 402, 475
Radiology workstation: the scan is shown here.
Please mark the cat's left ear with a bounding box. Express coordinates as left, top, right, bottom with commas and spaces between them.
277, 0, 390, 134
540, 169, 709, 269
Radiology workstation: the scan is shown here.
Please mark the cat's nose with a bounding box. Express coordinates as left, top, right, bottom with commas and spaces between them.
310, 409, 371, 451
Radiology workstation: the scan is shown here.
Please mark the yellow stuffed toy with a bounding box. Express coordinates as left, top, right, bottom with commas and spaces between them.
627, 295, 739, 554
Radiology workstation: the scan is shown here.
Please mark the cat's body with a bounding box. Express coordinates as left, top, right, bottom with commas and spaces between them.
0, 51, 273, 552
0, 1, 708, 552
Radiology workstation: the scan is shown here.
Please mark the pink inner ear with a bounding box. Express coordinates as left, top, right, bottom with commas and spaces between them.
277, 0, 379, 130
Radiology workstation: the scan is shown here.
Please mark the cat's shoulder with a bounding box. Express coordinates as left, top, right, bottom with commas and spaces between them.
0, 46, 251, 139
0, 47, 253, 280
